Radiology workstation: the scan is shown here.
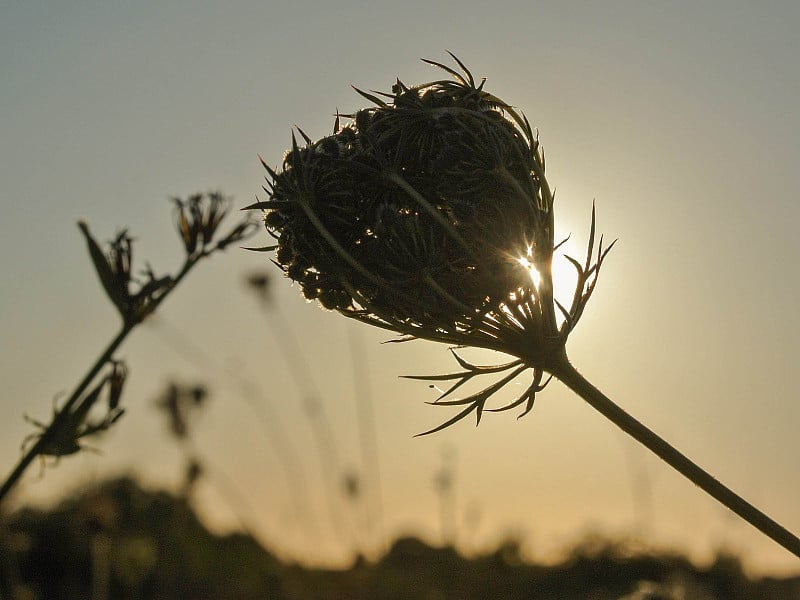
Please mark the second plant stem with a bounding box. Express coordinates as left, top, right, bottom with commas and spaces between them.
550, 355, 800, 559
0, 251, 203, 506
0, 324, 132, 503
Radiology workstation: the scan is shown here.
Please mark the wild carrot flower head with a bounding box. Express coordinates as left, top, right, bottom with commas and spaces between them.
251, 55, 613, 431
173, 191, 257, 254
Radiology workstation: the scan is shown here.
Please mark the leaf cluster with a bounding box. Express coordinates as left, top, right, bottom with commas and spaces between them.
22, 360, 127, 465
79, 192, 256, 327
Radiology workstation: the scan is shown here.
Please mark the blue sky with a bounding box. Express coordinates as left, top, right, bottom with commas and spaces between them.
2, 1, 799, 574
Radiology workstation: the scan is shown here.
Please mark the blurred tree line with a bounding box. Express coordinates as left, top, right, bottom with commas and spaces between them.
2, 475, 798, 600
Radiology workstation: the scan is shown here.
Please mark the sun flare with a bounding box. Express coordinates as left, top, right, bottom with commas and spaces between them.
517, 255, 541, 289
516, 246, 580, 312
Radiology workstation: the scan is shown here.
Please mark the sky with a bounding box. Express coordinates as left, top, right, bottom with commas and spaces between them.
2, 0, 799, 576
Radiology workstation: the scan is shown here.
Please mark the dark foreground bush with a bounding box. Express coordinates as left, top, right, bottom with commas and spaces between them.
1, 477, 798, 599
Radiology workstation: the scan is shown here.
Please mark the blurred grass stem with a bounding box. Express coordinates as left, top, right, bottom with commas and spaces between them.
252, 295, 347, 544
148, 316, 314, 533
346, 325, 386, 557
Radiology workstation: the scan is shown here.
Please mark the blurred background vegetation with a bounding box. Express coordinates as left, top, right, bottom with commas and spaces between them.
3, 475, 799, 599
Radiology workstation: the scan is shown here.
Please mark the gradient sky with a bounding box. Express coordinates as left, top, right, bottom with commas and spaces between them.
2, 1, 799, 576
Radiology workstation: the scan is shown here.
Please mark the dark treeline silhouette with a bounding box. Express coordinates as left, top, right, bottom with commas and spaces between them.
1, 477, 798, 599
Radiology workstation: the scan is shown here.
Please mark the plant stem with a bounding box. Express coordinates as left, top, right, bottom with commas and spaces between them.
550, 356, 800, 559
0, 247, 209, 506
0, 324, 132, 504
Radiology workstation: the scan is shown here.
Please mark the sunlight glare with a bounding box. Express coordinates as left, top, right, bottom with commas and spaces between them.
516, 242, 580, 321
517, 255, 541, 289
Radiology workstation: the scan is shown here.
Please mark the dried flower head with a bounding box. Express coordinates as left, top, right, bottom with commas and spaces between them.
78, 222, 173, 325
79, 192, 257, 328
245, 57, 800, 561
173, 191, 259, 255
155, 382, 209, 440
249, 55, 613, 432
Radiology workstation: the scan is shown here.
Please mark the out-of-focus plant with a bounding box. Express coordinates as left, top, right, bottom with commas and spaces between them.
0, 192, 257, 504
247, 55, 800, 558
247, 269, 386, 558
152, 380, 267, 543
146, 310, 316, 542
155, 381, 208, 498
434, 447, 457, 548
244, 271, 349, 547
21, 361, 127, 469
156, 382, 208, 442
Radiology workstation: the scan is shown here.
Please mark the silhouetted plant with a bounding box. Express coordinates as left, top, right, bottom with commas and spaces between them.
155, 381, 208, 501
152, 379, 269, 543
0, 192, 256, 504
248, 55, 800, 558
9, 476, 790, 600
248, 269, 387, 557
155, 381, 208, 441
147, 312, 316, 539
21, 361, 127, 470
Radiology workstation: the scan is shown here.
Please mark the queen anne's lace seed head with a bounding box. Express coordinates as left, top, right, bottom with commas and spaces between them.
250, 55, 613, 432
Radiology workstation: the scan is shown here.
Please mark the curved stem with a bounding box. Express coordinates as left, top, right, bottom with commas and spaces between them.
550, 356, 800, 559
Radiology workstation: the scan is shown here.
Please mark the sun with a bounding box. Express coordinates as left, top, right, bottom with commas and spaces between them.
516, 245, 580, 317
516, 254, 542, 289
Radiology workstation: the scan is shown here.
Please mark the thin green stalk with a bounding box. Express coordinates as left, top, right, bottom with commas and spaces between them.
550, 355, 800, 559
